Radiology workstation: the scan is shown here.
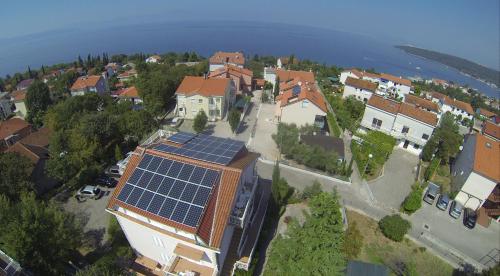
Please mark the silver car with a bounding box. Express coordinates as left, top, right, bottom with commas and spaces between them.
423, 182, 440, 205
76, 185, 102, 201
449, 200, 463, 219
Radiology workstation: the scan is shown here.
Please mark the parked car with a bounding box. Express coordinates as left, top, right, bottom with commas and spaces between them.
76, 185, 102, 201
96, 175, 118, 188
436, 194, 450, 210
463, 208, 478, 229
170, 117, 183, 128
449, 200, 464, 219
423, 182, 440, 205
105, 165, 121, 178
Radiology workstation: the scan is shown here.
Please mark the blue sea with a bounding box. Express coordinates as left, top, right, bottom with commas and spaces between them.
0, 21, 498, 98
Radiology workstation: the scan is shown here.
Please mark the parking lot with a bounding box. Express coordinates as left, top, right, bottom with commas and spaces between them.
61, 186, 116, 247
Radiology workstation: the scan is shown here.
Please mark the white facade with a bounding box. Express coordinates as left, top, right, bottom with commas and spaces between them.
455, 172, 497, 210
276, 99, 327, 128
70, 77, 108, 96
360, 105, 435, 155
440, 103, 473, 120
339, 71, 360, 84
342, 85, 373, 102
146, 56, 161, 63
209, 63, 243, 72
264, 67, 276, 87
176, 94, 228, 121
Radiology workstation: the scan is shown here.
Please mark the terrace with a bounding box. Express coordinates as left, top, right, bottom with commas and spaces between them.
230, 174, 259, 228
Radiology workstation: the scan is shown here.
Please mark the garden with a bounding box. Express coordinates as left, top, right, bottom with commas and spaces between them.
351, 130, 396, 179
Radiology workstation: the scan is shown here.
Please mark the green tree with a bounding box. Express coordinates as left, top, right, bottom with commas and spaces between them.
115, 144, 124, 162
273, 77, 280, 98
343, 221, 363, 259
0, 152, 34, 201
378, 215, 411, 242
0, 193, 83, 275
301, 180, 322, 200
402, 183, 424, 214
228, 108, 241, 133
421, 112, 462, 163
193, 110, 208, 133
26, 79, 51, 126
265, 192, 346, 275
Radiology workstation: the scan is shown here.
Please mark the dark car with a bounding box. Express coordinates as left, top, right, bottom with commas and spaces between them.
96, 175, 117, 188
463, 208, 477, 229
423, 182, 440, 205
436, 194, 450, 211
105, 165, 121, 178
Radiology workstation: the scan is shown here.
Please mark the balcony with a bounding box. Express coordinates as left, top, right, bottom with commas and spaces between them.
230, 175, 258, 228
208, 103, 217, 110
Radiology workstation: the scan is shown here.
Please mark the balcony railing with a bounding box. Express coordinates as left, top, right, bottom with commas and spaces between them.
230, 175, 258, 228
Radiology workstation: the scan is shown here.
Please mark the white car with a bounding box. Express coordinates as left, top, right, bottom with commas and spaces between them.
76, 185, 102, 201
170, 117, 183, 128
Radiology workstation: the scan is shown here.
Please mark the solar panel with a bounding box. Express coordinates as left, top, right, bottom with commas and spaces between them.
167, 132, 196, 144
292, 85, 301, 95
154, 133, 245, 165
115, 153, 220, 228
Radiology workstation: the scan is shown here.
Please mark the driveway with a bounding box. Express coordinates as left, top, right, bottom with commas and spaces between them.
247, 103, 279, 160
369, 148, 420, 210
61, 187, 116, 247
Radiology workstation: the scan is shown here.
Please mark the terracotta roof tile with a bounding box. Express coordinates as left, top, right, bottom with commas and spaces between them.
117, 86, 139, 98
483, 121, 500, 141
473, 134, 499, 182
6, 142, 48, 163
71, 75, 102, 91
209, 51, 245, 65
176, 76, 230, 97
345, 77, 378, 92
404, 94, 440, 113
276, 69, 315, 83
399, 103, 438, 126
478, 108, 496, 118
0, 118, 31, 140
367, 95, 400, 114
208, 64, 253, 78
278, 80, 328, 113
19, 127, 51, 147
10, 90, 26, 101
450, 99, 474, 114
380, 73, 411, 86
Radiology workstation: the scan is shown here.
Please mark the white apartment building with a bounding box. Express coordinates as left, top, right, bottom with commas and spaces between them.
342, 77, 378, 102
107, 131, 270, 275
360, 95, 438, 155
429, 92, 474, 121
209, 52, 245, 72
340, 69, 412, 99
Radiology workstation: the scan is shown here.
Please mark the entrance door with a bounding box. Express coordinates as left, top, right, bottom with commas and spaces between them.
403, 140, 410, 149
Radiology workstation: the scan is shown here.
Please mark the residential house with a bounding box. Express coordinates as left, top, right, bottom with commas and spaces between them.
300, 134, 345, 161
342, 77, 378, 103
482, 121, 499, 141
209, 51, 245, 71
404, 94, 441, 115
476, 108, 496, 121
429, 92, 474, 121
16, 79, 34, 91
431, 78, 450, 88
9, 90, 27, 118
0, 92, 13, 120
0, 118, 32, 151
452, 134, 499, 226
105, 62, 122, 77
276, 56, 297, 69
253, 79, 265, 90
117, 69, 138, 82
70, 75, 108, 96
6, 127, 58, 195
175, 61, 201, 67
275, 79, 328, 128
340, 69, 412, 99
146, 55, 162, 64
115, 86, 143, 106
175, 76, 232, 121
263, 67, 276, 88
106, 131, 269, 275
208, 65, 253, 94
276, 69, 315, 86
360, 95, 438, 155
339, 68, 364, 84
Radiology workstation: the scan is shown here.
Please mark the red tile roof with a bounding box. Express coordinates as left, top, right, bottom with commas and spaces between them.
0, 118, 31, 140
208, 64, 253, 78
277, 79, 328, 113
71, 75, 102, 91
368, 95, 438, 126
107, 142, 259, 249
6, 142, 47, 164
478, 108, 496, 118
209, 51, 245, 65
176, 76, 230, 97
345, 77, 378, 92
19, 127, 51, 148
117, 86, 139, 98
404, 94, 440, 113
276, 69, 315, 83
473, 134, 499, 182
431, 92, 473, 114
10, 90, 26, 101
380, 73, 412, 86
483, 121, 500, 141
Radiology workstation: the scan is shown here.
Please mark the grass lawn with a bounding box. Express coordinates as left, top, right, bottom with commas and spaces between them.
432, 165, 452, 193
347, 210, 454, 276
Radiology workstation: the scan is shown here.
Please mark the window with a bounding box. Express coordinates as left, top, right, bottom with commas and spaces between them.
372, 118, 382, 129
198, 99, 203, 104
191, 99, 195, 104
216, 98, 221, 103
402, 126, 410, 134
422, 134, 429, 140
413, 144, 420, 149
301, 100, 309, 108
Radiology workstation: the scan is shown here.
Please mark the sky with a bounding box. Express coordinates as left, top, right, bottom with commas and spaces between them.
1, 0, 499, 70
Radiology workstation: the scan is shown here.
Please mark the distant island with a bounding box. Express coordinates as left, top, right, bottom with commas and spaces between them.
396, 45, 500, 88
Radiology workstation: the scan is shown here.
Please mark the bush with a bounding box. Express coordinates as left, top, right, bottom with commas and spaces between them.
193, 110, 208, 133
402, 183, 424, 214
424, 158, 441, 181
378, 215, 411, 242
343, 221, 363, 259
301, 180, 322, 200
326, 112, 342, 137
228, 108, 241, 133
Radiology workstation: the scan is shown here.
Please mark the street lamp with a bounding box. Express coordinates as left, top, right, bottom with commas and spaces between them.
362, 153, 373, 179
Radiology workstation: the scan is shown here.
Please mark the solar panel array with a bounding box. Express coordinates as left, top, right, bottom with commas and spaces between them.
155, 133, 245, 165
292, 85, 301, 95
167, 132, 196, 145
116, 154, 220, 228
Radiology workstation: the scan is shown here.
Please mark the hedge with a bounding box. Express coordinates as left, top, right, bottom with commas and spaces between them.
378, 214, 411, 242
326, 112, 342, 137
402, 183, 424, 214
424, 158, 441, 181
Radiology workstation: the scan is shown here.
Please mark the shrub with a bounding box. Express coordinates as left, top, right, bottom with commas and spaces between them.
424, 158, 441, 181
378, 215, 411, 242
326, 112, 342, 137
402, 183, 424, 214
301, 180, 323, 200
228, 108, 241, 133
343, 221, 363, 259
193, 110, 208, 133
